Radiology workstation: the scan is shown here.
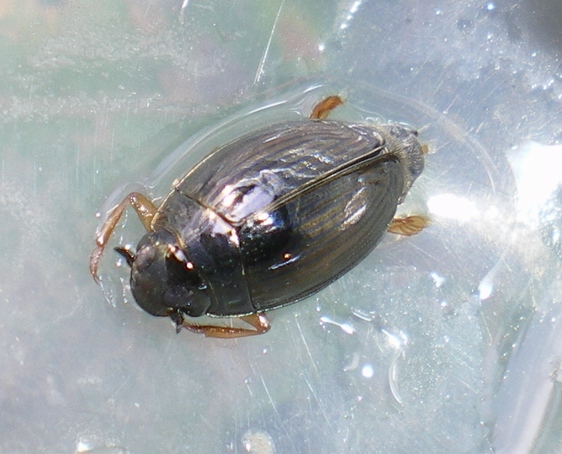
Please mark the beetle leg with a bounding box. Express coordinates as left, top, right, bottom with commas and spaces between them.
388, 215, 430, 236
310, 95, 344, 119
181, 313, 271, 338
90, 192, 158, 282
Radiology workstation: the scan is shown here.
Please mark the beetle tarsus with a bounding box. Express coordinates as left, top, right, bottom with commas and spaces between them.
181, 312, 271, 338
388, 215, 430, 236
310, 95, 344, 119
89, 246, 103, 283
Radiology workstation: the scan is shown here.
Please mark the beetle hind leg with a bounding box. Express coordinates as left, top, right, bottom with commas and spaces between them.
388, 215, 430, 236
310, 95, 344, 119
181, 313, 271, 338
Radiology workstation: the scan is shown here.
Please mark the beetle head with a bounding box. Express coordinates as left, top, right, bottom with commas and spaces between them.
115, 229, 211, 324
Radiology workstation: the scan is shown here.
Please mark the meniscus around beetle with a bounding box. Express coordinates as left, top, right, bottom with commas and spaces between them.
90, 96, 429, 338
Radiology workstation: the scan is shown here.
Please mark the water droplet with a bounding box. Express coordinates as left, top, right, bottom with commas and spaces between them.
361, 364, 374, 378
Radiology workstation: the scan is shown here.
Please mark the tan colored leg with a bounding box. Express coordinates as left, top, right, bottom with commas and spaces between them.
90, 192, 158, 281
388, 215, 430, 236
182, 313, 271, 338
310, 95, 344, 119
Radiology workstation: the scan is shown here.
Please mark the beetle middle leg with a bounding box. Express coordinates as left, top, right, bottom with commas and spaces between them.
310, 95, 344, 119
182, 313, 271, 338
90, 192, 158, 281
388, 215, 430, 236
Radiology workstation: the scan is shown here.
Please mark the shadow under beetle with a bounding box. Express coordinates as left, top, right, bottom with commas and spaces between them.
90, 96, 429, 338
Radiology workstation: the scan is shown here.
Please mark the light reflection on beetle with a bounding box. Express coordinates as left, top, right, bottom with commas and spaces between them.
90, 96, 428, 338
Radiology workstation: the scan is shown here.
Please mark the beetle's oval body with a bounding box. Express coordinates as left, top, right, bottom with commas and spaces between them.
92, 98, 426, 336
131, 120, 423, 316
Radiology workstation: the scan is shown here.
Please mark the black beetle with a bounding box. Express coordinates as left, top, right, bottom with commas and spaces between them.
90, 96, 428, 337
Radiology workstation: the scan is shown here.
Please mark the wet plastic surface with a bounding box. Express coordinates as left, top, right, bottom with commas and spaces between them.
1, 1, 562, 453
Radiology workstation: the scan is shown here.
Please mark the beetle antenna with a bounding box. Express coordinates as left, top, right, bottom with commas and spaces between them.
114, 246, 136, 267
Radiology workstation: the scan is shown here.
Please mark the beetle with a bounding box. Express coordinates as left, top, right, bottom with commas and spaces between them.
90, 96, 428, 338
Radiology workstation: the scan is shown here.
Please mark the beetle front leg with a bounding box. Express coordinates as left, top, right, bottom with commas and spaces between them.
388, 215, 430, 236
90, 192, 158, 282
181, 313, 271, 338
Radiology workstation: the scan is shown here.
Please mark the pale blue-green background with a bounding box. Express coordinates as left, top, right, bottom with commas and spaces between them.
2, 1, 562, 453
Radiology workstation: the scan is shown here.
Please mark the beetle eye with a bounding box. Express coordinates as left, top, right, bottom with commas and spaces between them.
134, 244, 157, 273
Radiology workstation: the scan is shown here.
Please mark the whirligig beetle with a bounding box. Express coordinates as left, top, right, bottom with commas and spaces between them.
90, 96, 429, 338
